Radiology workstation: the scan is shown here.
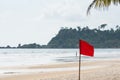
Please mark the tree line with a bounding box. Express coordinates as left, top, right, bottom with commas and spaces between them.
0, 24, 120, 48
48, 24, 120, 48
0, 43, 47, 49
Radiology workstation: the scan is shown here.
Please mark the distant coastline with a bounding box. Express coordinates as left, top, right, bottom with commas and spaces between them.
1, 24, 120, 48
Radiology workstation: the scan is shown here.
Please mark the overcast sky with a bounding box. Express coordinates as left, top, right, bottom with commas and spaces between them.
0, 0, 120, 46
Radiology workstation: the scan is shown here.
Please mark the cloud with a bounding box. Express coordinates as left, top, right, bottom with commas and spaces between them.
37, 0, 86, 23
0, 0, 120, 46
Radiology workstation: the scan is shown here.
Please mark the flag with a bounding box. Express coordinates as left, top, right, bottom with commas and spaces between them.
79, 40, 94, 57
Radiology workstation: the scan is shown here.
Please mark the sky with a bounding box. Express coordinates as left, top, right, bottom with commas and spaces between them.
0, 0, 120, 46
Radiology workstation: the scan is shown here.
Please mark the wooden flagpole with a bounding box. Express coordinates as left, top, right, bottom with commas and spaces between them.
78, 53, 81, 80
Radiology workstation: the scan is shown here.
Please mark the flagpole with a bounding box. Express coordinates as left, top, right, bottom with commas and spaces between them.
78, 53, 81, 80
79, 39, 94, 80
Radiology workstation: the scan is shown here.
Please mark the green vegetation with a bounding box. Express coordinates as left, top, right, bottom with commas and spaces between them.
17, 43, 41, 48
17, 43, 47, 48
48, 24, 120, 48
0, 43, 47, 49
87, 0, 120, 14
0, 24, 120, 48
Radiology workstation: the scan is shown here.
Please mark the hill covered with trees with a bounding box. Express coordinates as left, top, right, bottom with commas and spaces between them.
47, 24, 120, 48
0, 24, 120, 48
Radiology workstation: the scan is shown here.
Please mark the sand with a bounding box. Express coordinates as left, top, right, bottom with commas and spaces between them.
0, 60, 120, 80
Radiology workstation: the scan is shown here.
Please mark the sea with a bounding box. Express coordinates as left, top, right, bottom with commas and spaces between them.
0, 49, 120, 67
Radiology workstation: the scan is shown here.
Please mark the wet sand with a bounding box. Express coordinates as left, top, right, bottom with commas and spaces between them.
0, 60, 120, 80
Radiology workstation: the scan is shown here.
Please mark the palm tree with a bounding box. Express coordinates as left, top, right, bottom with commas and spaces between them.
87, 0, 120, 14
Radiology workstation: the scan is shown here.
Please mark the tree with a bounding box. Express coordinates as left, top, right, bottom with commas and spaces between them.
17, 44, 21, 48
98, 24, 107, 30
87, 0, 120, 14
6, 45, 11, 48
116, 25, 120, 29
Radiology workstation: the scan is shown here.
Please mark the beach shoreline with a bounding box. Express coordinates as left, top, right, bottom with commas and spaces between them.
0, 59, 120, 80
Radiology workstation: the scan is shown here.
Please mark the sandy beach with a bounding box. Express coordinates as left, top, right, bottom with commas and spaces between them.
0, 60, 120, 80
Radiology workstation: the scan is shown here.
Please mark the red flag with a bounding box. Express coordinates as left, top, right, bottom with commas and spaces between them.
79, 40, 94, 57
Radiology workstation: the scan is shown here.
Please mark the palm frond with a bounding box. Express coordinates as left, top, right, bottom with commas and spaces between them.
87, 0, 96, 15
87, 0, 120, 15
